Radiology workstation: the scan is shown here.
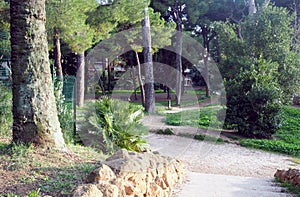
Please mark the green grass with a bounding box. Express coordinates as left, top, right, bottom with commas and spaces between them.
239, 106, 300, 156
165, 105, 225, 129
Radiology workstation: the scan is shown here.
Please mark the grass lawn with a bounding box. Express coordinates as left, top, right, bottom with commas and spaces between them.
165, 105, 226, 129
0, 140, 106, 196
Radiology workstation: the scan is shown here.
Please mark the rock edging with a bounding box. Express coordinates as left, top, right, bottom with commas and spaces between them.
275, 168, 300, 186
73, 149, 185, 197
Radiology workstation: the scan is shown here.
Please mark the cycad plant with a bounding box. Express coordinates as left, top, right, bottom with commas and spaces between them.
80, 97, 148, 154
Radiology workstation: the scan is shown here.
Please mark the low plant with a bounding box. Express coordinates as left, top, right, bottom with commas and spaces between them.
156, 128, 174, 135
80, 97, 148, 154
194, 134, 224, 143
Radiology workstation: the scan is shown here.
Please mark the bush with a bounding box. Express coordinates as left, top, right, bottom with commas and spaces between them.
239, 107, 300, 156
225, 59, 282, 139
0, 83, 12, 137
80, 97, 148, 154
194, 134, 224, 143
156, 128, 174, 135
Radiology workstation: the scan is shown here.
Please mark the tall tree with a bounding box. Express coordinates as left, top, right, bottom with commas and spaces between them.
10, 0, 65, 148
151, 0, 210, 105
142, 6, 156, 113
193, 25, 217, 97
46, 1, 65, 81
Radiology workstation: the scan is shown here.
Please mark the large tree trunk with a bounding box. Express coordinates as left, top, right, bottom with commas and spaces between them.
135, 51, 145, 107
10, 0, 65, 149
53, 27, 63, 81
76, 52, 85, 107
142, 8, 156, 113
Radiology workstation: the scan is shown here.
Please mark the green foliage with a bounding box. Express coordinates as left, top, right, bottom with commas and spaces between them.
225, 59, 282, 138
0, 1, 9, 32
242, 5, 300, 103
239, 106, 300, 156
54, 80, 74, 144
81, 97, 148, 154
0, 83, 12, 137
216, 4, 300, 104
165, 105, 225, 129
46, 0, 98, 52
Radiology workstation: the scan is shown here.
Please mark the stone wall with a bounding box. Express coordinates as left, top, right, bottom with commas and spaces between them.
73, 149, 185, 197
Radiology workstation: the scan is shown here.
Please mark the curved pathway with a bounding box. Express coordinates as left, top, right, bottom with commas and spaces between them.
143, 104, 299, 196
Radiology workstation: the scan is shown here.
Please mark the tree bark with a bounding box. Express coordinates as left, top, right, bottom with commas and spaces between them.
142, 8, 156, 113
135, 51, 145, 106
76, 52, 85, 107
10, 0, 65, 149
53, 27, 63, 81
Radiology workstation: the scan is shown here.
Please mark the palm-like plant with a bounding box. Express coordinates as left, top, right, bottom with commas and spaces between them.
80, 97, 148, 154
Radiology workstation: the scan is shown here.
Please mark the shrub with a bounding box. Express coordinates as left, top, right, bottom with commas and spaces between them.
156, 128, 174, 135
194, 134, 224, 143
80, 97, 148, 154
225, 59, 282, 139
239, 107, 300, 156
0, 82, 12, 137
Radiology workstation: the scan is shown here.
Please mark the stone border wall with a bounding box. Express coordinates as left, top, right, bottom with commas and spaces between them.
73, 149, 185, 197
275, 169, 300, 186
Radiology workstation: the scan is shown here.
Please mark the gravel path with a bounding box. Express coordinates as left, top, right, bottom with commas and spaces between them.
145, 133, 299, 196
142, 107, 300, 196
146, 133, 299, 178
